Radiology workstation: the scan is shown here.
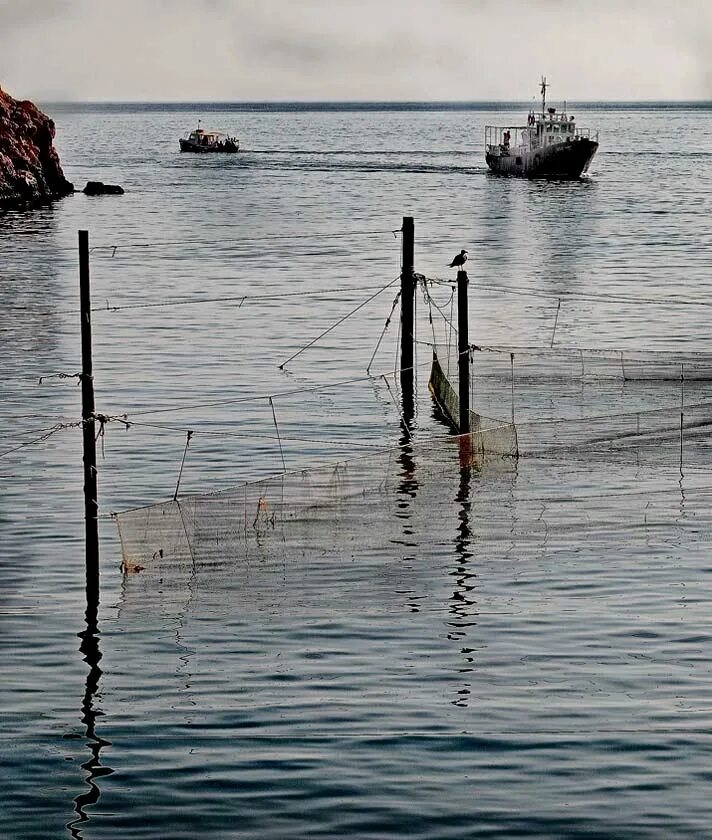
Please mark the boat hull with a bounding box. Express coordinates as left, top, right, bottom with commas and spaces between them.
179, 139, 239, 153
486, 138, 598, 179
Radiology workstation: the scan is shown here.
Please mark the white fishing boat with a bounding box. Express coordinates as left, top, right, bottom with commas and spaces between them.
485, 78, 598, 179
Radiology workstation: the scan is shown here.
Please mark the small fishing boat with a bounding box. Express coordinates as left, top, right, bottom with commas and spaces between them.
179, 122, 239, 153
485, 78, 598, 179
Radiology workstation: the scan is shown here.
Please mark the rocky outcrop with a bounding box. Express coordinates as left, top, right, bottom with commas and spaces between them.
0, 85, 73, 209
83, 181, 124, 196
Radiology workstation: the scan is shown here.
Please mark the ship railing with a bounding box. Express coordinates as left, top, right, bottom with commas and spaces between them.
574, 127, 599, 142
484, 125, 529, 152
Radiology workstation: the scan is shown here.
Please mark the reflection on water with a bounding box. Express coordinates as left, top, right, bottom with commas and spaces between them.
449, 466, 477, 707
67, 593, 113, 839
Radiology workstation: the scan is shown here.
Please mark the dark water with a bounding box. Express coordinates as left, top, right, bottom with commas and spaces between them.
3, 103, 712, 839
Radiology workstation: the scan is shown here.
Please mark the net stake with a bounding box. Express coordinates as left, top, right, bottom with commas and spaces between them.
457, 270, 470, 435
400, 216, 416, 425
79, 230, 100, 602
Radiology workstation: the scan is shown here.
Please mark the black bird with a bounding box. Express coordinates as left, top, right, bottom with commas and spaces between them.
449, 249, 468, 270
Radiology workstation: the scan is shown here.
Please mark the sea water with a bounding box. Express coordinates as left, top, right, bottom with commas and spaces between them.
2, 103, 712, 838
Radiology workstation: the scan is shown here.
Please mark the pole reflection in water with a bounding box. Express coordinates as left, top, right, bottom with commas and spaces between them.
396, 422, 419, 540
67, 591, 114, 838
450, 465, 478, 707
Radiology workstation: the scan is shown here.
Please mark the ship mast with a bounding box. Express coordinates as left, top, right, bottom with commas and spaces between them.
540, 76, 548, 118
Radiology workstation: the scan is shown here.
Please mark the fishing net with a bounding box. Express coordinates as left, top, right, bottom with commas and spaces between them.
114, 342, 712, 574
428, 350, 518, 457
114, 435, 503, 572
430, 343, 712, 460
113, 429, 712, 579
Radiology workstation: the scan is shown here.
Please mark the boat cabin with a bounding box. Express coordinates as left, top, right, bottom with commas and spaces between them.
185, 129, 223, 147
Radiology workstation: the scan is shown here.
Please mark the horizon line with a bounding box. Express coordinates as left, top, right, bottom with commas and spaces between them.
44, 97, 712, 105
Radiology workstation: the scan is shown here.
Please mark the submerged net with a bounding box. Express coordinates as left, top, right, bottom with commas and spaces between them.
113, 428, 712, 577
114, 436, 477, 571
474, 345, 712, 383
430, 343, 712, 461
428, 351, 518, 457
114, 341, 712, 574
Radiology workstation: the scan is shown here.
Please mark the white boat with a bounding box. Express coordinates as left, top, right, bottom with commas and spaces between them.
485, 78, 598, 179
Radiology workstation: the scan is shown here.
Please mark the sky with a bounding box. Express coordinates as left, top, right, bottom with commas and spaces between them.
1, 0, 711, 102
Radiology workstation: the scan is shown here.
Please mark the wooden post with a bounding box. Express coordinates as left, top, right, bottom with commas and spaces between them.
79, 230, 99, 599
457, 270, 470, 435
400, 216, 415, 423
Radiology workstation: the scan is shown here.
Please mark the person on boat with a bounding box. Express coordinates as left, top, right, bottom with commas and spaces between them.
503, 130, 511, 147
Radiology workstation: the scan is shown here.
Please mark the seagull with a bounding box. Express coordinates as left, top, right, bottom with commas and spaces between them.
449, 249, 468, 270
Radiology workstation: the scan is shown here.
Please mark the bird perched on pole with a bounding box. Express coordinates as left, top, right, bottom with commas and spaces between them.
449, 249, 468, 270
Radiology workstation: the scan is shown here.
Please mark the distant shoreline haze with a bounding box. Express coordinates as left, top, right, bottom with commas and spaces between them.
42, 100, 712, 114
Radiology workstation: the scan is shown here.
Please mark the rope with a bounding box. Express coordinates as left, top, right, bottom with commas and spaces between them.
394, 298, 402, 386
269, 397, 287, 472
37, 371, 81, 385
95, 284, 397, 315
366, 290, 401, 374
98, 415, 392, 449
173, 430, 194, 500
510, 353, 515, 425
422, 283, 458, 337
447, 289, 455, 377
39, 227, 396, 254
381, 374, 410, 437
550, 299, 561, 347
424, 276, 712, 309
107, 358, 432, 419
279, 276, 400, 368
0, 422, 79, 459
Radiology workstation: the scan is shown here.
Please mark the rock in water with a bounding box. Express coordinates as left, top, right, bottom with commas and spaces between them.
0, 85, 74, 209
83, 181, 124, 196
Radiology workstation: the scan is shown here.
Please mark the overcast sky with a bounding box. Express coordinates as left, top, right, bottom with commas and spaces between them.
1, 0, 711, 102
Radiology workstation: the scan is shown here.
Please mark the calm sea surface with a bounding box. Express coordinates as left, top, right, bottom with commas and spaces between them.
3, 103, 712, 838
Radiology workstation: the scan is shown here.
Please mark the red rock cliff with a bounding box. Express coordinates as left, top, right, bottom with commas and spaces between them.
0, 85, 73, 209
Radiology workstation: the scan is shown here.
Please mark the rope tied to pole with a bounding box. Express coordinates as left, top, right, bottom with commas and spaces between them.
38, 371, 82, 385
94, 413, 110, 458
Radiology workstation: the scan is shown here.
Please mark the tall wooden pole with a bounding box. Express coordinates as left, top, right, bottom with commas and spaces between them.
75, 234, 104, 827
457, 270, 470, 435
79, 230, 99, 600
400, 216, 415, 423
